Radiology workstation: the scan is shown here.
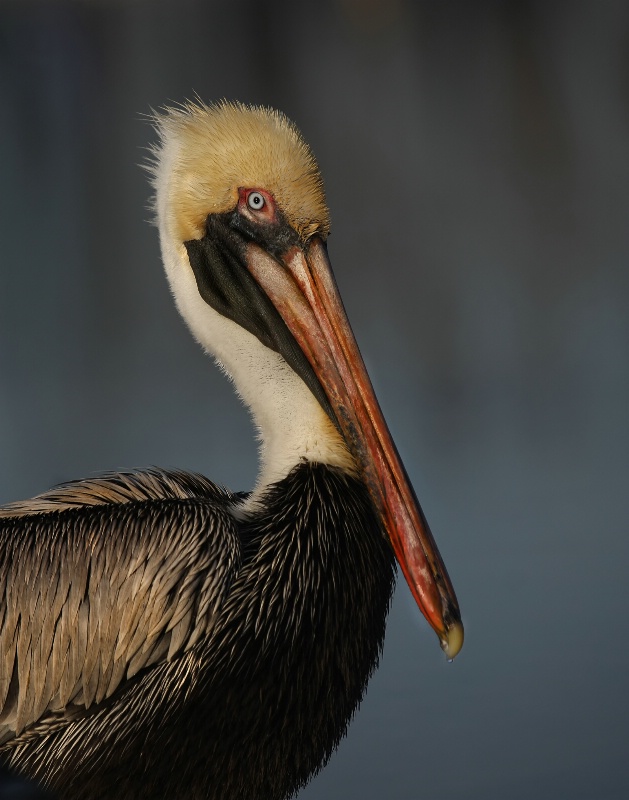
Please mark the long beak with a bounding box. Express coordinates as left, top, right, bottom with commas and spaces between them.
245, 235, 463, 659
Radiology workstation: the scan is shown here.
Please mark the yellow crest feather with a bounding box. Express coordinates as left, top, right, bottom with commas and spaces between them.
152, 100, 330, 243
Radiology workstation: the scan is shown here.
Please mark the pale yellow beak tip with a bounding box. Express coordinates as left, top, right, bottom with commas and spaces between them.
441, 620, 464, 661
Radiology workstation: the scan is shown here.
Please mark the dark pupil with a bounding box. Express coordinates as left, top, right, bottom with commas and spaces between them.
253, 195, 261, 206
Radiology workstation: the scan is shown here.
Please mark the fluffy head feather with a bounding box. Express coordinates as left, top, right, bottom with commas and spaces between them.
150, 100, 331, 243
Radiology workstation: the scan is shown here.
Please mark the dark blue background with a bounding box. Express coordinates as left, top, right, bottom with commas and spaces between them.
1, 2, 627, 798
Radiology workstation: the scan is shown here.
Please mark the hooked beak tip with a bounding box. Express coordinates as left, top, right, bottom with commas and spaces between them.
441, 620, 464, 661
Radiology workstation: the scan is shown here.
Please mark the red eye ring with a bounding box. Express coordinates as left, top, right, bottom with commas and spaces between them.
239, 188, 278, 224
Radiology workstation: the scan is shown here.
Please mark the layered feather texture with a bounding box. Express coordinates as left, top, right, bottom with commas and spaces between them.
0, 465, 394, 800
0, 471, 240, 747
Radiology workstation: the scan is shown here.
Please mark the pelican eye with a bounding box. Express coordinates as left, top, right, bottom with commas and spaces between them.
247, 191, 265, 211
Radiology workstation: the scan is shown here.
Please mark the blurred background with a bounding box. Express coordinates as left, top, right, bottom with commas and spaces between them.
1, 0, 628, 798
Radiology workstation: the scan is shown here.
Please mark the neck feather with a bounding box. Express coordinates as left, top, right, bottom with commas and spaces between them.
157, 232, 354, 503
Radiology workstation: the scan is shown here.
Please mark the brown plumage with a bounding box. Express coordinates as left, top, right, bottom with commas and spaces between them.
0, 471, 238, 746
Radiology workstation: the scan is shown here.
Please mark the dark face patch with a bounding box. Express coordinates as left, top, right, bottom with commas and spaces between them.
184, 213, 338, 429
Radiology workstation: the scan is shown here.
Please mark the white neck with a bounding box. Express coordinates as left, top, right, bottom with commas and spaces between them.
154, 142, 353, 505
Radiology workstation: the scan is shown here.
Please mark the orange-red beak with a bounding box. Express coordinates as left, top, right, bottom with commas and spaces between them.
245, 235, 463, 659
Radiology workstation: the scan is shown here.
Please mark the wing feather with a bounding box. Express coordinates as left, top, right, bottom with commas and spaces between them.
167, 608, 194, 660
0, 469, 240, 745
106, 654, 128, 700
0, 626, 18, 713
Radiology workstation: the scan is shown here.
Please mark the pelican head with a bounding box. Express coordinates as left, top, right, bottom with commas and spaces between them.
151, 100, 463, 658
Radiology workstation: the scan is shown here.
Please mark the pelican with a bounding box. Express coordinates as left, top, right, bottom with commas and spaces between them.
0, 101, 463, 800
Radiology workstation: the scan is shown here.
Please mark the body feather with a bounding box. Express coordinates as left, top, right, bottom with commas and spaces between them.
0, 464, 394, 800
